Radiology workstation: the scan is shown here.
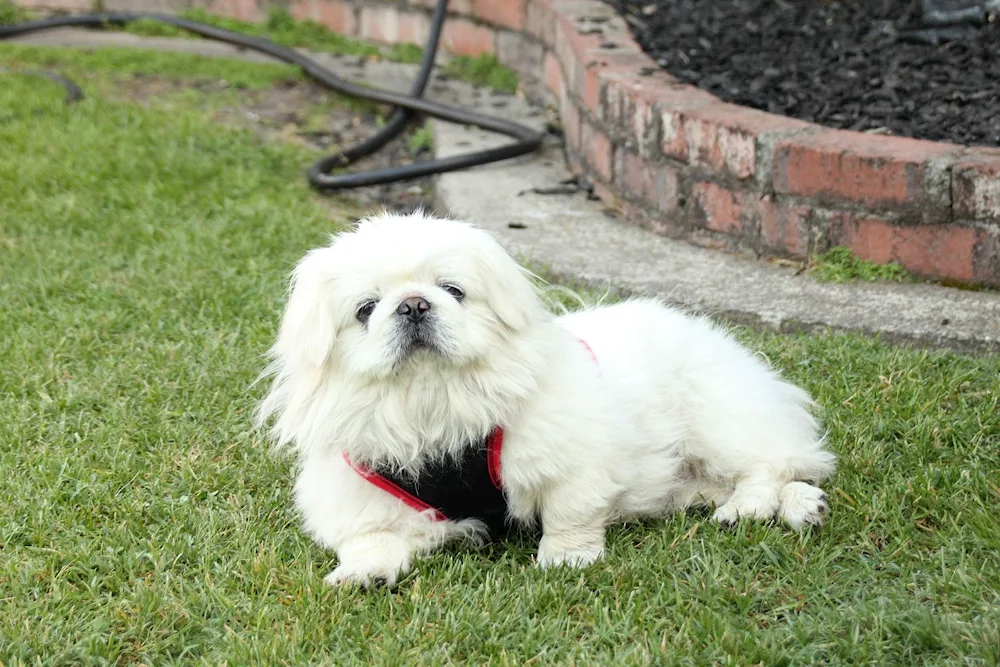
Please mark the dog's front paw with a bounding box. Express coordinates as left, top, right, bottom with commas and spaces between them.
778, 481, 829, 530
324, 561, 407, 589
325, 533, 413, 588
536, 535, 604, 569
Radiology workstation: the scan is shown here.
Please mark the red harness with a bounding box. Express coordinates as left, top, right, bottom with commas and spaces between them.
345, 427, 505, 522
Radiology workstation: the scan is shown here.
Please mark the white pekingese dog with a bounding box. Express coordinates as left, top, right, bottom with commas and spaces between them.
257, 211, 836, 587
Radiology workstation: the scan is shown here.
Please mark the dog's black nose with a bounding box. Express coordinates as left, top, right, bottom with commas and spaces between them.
396, 296, 431, 321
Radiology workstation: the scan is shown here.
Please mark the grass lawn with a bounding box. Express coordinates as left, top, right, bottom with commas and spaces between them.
2, 45, 1000, 666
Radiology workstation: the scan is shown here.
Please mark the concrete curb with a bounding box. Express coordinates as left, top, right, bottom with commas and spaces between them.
7, 30, 1000, 353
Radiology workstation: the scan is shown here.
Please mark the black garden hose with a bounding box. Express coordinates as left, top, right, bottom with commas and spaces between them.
0, 65, 83, 102
0, 0, 543, 191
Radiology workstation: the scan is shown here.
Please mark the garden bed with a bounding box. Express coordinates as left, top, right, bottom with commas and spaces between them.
606, 0, 1000, 146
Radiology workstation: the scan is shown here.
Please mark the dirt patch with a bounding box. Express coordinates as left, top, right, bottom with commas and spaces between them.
605, 0, 1000, 146
111, 73, 435, 212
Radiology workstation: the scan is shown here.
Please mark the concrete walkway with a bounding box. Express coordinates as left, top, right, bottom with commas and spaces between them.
9, 29, 1000, 353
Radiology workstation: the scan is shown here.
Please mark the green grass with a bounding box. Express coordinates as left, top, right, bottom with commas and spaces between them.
0, 0, 26, 25
0, 41, 302, 89
384, 41, 425, 65
120, 6, 384, 61
2, 49, 1000, 665
811, 246, 912, 283
3, 4, 519, 93
442, 52, 519, 94
408, 122, 434, 154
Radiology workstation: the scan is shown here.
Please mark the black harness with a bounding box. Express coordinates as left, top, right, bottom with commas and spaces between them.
347, 428, 510, 537
347, 339, 598, 539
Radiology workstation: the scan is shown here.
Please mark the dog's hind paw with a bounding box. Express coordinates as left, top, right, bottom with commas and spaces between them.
778, 481, 829, 530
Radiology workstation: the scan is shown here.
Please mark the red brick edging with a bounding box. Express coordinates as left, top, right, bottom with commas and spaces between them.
17, 0, 1000, 285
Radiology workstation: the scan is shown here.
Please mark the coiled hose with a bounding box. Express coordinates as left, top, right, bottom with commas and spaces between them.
0, 0, 543, 191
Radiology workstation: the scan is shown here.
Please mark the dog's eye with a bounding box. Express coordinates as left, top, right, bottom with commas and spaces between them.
355, 300, 377, 324
440, 283, 464, 301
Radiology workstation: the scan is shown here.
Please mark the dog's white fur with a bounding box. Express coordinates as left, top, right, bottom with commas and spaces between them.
257, 211, 836, 587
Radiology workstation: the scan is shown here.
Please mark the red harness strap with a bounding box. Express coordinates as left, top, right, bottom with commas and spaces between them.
344, 426, 505, 520
346, 455, 448, 521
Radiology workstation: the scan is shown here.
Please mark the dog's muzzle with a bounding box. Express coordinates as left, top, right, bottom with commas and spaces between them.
394, 296, 440, 357
396, 296, 431, 323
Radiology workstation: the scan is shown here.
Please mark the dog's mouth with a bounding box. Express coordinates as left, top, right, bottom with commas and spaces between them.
394, 319, 444, 361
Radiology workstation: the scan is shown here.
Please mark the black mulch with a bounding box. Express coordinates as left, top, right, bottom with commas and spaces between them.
604, 1, 1000, 146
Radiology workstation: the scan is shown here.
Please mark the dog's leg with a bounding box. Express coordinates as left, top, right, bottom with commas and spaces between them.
711, 465, 783, 525
295, 452, 449, 588
712, 467, 829, 530
534, 479, 614, 569
324, 532, 414, 588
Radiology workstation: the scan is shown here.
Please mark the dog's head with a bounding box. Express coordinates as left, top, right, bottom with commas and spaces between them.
273, 211, 547, 380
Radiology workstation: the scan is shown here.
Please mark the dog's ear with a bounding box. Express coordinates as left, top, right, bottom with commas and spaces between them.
472, 231, 544, 331
275, 249, 337, 368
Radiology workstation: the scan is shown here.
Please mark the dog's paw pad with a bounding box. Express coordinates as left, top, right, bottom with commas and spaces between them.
778, 482, 829, 531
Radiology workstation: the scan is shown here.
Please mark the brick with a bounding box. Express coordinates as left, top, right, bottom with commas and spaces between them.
654, 163, 681, 216
473, 0, 525, 31
573, 9, 635, 45
104, 0, 186, 11
496, 31, 543, 80
411, 0, 474, 13
358, 5, 393, 42
600, 71, 641, 127
543, 51, 565, 101
614, 148, 647, 202
360, 5, 430, 44
953, 149, 1000, 222
578, 57, 604, 111
973, 227, 1000, 285
581, 50, 648, 122
525, 1, 555, 45
553, 14, 605, 95
657, 91, 730, 163
566, 145, 583, 176
562, 99, 582, 152
613, 150, 680, 215
581, 121, 613, 183
693, 182, 746, 235
234, 0, 260, 22
398, 12, 432, 44
442, 18, 496, 56
289, 0, 314, 21
759, 197, 811, 256
840, 217, 980, 282
774, 130, 961, 214
208, 0, 260, 22
591, 179, 617, 207
619, 79, 671, 159
604, 74, 713, 161
316, 0, 355, 35
27, 0, 92, 10
668, 104, 813, 181
839, 215, 895, 264
895, 225, 979, 282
